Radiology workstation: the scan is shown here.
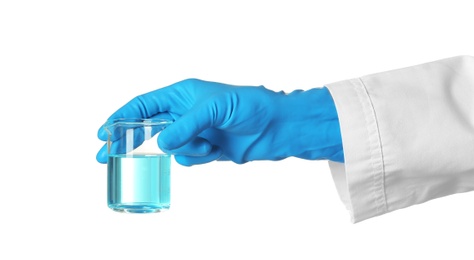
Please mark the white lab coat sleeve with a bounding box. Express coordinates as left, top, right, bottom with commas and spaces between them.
325, 55, 474, 223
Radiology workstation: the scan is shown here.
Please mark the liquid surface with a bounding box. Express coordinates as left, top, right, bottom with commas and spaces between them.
107, 154, 171, 213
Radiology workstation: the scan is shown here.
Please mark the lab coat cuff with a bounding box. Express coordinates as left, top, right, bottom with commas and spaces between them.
326, 79, 387, 223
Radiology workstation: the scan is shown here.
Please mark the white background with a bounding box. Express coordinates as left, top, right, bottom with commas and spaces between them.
1, 0, 473, 259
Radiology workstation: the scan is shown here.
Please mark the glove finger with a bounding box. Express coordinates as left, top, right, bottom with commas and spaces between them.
159, 137, 212, 157
96, 143, 108, 164
96, 79, 191, 140
159, 99, 224, 150
174, 146, 223, 166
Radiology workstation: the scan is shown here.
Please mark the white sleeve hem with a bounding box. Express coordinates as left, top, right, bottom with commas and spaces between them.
326, 78, 387, 223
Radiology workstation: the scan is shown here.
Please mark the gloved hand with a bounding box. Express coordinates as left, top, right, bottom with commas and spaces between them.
96, 78, 344, 166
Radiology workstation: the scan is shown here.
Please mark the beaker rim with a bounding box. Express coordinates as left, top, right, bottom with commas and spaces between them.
104, 118, 173, 129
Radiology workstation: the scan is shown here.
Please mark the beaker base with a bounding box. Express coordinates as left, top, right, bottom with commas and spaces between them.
109, 203, 169, 214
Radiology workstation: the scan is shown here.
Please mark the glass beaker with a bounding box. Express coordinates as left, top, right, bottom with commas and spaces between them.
103, 118, 172, 213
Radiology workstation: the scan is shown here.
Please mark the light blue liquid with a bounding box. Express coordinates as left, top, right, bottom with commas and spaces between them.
107, 154, 171, 213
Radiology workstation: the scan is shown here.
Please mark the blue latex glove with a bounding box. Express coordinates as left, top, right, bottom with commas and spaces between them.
96, 79, 344, 166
